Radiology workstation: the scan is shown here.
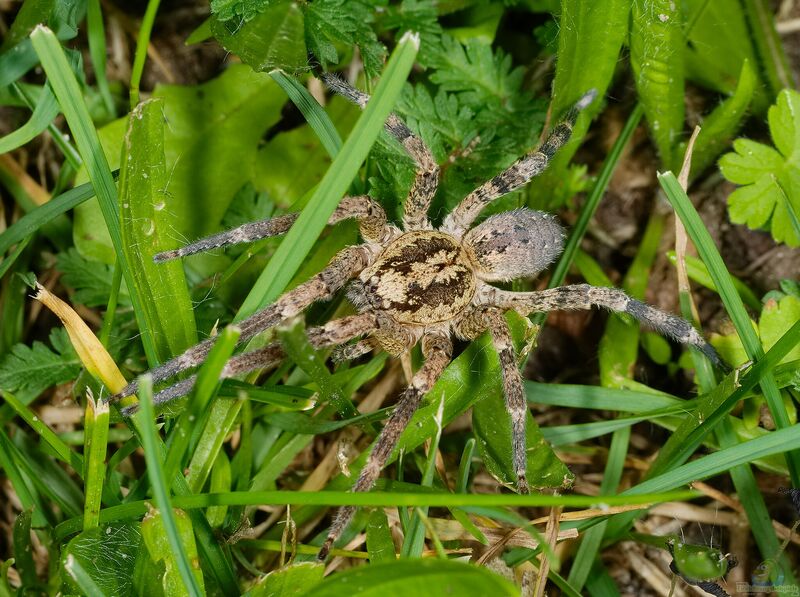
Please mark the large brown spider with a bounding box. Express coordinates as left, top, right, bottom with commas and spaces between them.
113, 74, 722, 560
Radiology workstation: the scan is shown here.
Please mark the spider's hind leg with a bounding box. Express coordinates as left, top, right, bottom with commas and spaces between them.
485, 284, 726, 369
317, 332, 453, 561
154, 195, 389, 262
321, 73, 439, 231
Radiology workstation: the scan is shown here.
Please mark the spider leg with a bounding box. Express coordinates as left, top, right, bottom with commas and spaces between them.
330, 337, 378, 362
112, 245, 372, 400
317, 332, 453, 561
483, 308, 530, 494
442, 90, 597, 237
321, 73, 439, 230
122, 312, 378, 413
481, 284, 725, 368
154, 195, 389, 262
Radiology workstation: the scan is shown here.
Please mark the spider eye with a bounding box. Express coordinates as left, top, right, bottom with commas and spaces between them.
463, 208, 564, 282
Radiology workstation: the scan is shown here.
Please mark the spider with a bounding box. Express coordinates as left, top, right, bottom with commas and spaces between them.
112, 74, 723, 561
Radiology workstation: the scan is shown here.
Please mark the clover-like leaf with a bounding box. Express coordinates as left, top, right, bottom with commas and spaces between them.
719, 89, 800, 246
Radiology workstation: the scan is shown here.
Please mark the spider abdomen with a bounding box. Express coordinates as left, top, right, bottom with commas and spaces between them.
355, 231, 476, 325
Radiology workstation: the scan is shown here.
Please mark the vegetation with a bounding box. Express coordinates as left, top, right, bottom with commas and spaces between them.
0, 0, 799, 595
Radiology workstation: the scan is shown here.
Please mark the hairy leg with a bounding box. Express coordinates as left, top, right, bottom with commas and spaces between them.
112, 245, 372, 400
321, 73, 439, 230
483, 308, 530, 494
317, 332, 453, 561
442, 90, 596, 237
154, 195, 389, 262
480, 284, 725, 368
122, 313, 378, 413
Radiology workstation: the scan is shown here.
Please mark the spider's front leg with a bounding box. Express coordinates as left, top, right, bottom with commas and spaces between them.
482, 284, 726, 368
154, 195, 390, 262
321, 73, 439, 230
443, 90, 597, 237
112, 245, 372, 400
317, 332, 453, 561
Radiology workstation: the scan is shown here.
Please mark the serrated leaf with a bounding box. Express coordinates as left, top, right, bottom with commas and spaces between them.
56, 247, 131, 307
0, 328, 80, 400
305, 0, 386, 79
720, 89, 800, 246
211, 0, 307, 74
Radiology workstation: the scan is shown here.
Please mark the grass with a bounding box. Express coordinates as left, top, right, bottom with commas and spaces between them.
1, 1, 799, 595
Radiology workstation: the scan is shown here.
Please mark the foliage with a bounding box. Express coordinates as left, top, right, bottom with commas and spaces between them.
1, 0, 799, 594
720, 89, 800, 247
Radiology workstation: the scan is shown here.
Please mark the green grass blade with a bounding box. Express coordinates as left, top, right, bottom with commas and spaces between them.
0, 429, 47, 526
82, 396, 109, 530
1, 391, 83, 473
129, 0, 161, 107
270, 71, 343, 158
235, 31, 420, 318
29, 25, 159, 365
659, 170, 800, 484
0, 178, 105, 257
0, 83, 58, 153
133, 376, 203, 597
164, 325, 240, 483
86, 0, 115, 117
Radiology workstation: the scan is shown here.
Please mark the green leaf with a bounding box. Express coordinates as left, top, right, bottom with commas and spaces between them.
249, 562, 324, 597
0, 83, 59, 153
212, 1, 307, 74
720, 89, 800, 246
366, 509, 396, 564
630, 0, 685, 170
118, 99, 197, 361
62, 522, 142, 596
56, 248, 130, 307
300, 559, 518, 596
13, 509, 38, 589
74, 65, 287, 260
528, 0, 630, 205
0, 328, 80, 401
473, 384, 573, 490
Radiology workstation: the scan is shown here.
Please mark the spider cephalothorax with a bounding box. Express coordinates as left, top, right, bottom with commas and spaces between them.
112, 73, 724, 561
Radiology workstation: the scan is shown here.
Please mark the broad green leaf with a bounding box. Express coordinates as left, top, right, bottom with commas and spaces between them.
302, 559, 518, 597
142, 506, 205, 596
62, 522, 142, 596
366, 509, 396, 564
720, 89, 800, 246
249, 562, 324, 597
211, 1, 307, 74
685, 60, 756, 177
74, 65, 286, 262
473, 394, 572, 490
528, 0, 629, 205
118, 99, 197, 361
684, 0, 769, 112
631, 0, 684, 170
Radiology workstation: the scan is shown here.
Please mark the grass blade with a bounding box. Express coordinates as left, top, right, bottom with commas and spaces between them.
134, 376, 203, 597
659, 170, 800, 484
82, 396, 109, 530
29, 25, 158, 365
236, 31, 420, 318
